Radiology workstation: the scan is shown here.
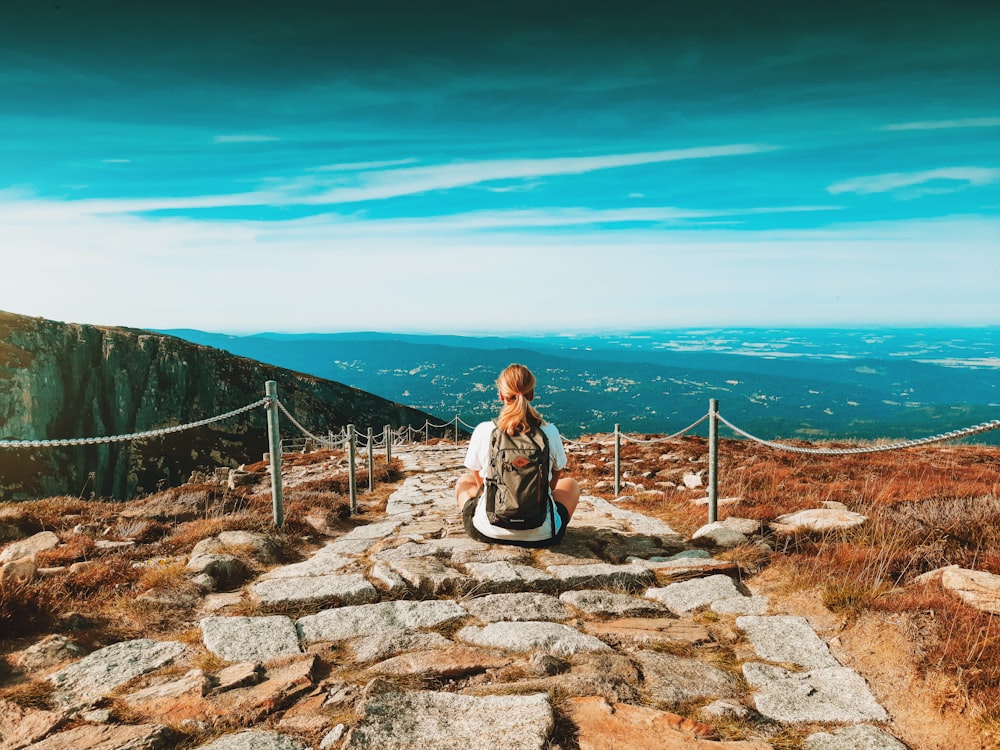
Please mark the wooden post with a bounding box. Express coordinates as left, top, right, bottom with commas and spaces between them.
613, 423, 621, 497
384, 424, 392, 463
265, 381, 284, 528
347, 424, 357, 514
367, 427, 374, 492
708, 399, 719, 523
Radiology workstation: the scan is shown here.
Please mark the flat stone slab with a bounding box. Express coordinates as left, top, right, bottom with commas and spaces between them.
297, 600, 466, 643
567, 696, 772, 750
257, 552, 353, 579
645, 574, 745, 614
804, 724, 909, 750
193, 730, 310, 750
462, 561, 559, 592
743, 662, 889, 723
336, 520, 403, 542
385, 556, 468, 594
250, 573, 378, 607
585, 496, 682, 538
22, 723, 177, 750
770, 505, 867, 533
345, 690, 553, 750
736, 615, 838, 668
545, 562, 655, 590
461, 593, 572, 622
201, 616, 301, 662
457, 621, 612, 657
373, 541, 441, 561
633, 649, 739, 707
632, 557, 739, 581
582, 618, 712, 649
47, 639, 186, 709
560, 589, 668, 617
941, 566, 1000, 614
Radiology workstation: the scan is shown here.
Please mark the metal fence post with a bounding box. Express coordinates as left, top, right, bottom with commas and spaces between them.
265, 381, 284, 528
347, 423, 357, 514
613, 423, 621, 497
384, 424, 392, 462
454, 416, 459, 443
708, 399, 719, 523
424, 422, 429, 444
367, 426, 374, 492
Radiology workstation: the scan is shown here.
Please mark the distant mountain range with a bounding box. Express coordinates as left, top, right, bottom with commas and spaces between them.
161, 328, 1000, 444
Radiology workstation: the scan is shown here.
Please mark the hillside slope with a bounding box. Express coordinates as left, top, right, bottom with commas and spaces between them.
0, 312, 438, 500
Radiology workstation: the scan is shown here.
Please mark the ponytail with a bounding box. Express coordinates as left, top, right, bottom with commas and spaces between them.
495, 363, 544, 435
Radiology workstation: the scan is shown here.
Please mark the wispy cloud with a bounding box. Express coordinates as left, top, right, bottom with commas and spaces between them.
213, 134, 282, 143
101, 158, 131, 164
881, 117, 1000, 131
296, 143, 780, 204
827, 167, 1000, 196
311, 158, 419, 172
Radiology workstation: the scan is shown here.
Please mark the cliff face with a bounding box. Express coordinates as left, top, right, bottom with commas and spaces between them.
0, 311, 437, 500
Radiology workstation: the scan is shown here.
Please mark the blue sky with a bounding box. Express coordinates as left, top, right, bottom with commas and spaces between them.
1, 0, 998, 333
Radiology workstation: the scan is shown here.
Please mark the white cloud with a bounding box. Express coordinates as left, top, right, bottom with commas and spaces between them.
312, 158, 419, 172
881, 117, 1000, 131
827, 167, 1000, 196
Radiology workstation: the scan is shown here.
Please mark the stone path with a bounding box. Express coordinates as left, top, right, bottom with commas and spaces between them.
28, 446, 910, 750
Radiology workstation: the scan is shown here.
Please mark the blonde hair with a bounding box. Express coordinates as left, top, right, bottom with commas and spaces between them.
495, 363, 544, 436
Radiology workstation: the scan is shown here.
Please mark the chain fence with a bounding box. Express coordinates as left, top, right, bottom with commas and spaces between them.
3, 380, 998, 526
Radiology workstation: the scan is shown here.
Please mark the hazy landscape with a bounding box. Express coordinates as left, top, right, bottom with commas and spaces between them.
165, 327, 1000, 443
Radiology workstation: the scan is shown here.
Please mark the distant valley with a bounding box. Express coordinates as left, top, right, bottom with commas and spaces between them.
162, 328, 1000, 443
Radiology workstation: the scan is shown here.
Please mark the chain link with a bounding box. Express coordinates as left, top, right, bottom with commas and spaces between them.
0, 398, 269, 449
716, 413, 1000, 455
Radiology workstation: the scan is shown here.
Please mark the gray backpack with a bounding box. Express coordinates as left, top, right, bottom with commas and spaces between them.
484, 422, 555, 534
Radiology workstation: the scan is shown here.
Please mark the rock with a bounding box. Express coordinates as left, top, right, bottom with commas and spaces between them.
212, 662, 262, 693
645, 574, 746, 614
21, 723, 177, 750
699, 699, 752, 721
682, 472, 704, 488
123, 669, 221, 725
478, 653, 641, 704
297, 599, 466, 643
201, 616, 302, 662
256, 551, 352, 579
0, 556, 36, 583
47, 639, 186, 709
456, 621, 612, 656
743, 662, 888, 723
941, 566, 1000, 614
345, 690, 553, 750
186, 553, 249, 591
319, 725, 346, 749
545, 562, 655, 591
582, 618, 711, 649
217, 531, 279, 562
770, 506, 867, 533
250, 573, 378, 608
461, 592, 572, 622
804, 724, 909, 749
0, 698, 65, 749
560, 589, 668, 617
0, 530, 59, 562
16, 634, 87, 671
633, 556, 739, 582
633, 649, 739, 706
210, 655, 317, 724
369, 562, 408, 593
568, 696, 772, 750
384, 556, 468, 594
461, 561, 559, 593
690, 524, 748, 548
193, 730, 310, 750
736, 615, 839, 668
366, 646, 511, 678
